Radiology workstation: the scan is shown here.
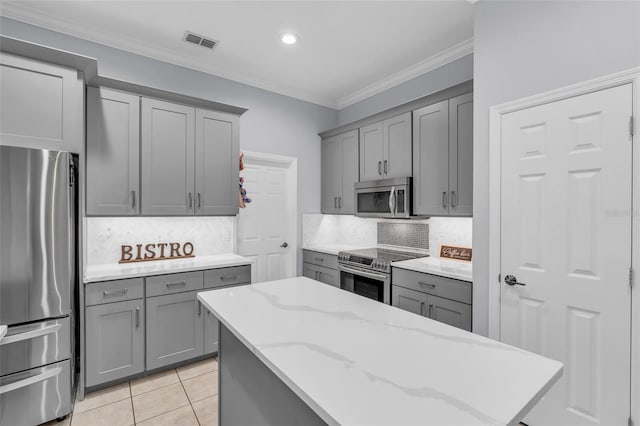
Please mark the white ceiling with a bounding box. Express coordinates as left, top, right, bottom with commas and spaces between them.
0, 1, 474, 109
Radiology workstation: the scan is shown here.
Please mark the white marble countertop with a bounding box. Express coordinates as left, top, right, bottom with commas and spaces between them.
0, 325, 7, 341
302, 244, 368, 256
392, 257, 473, 282
84, 254, 252, 283
198, 277, 562, 426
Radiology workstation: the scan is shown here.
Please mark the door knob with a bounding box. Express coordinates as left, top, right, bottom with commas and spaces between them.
504, 274, 526, 286
280, 242, 289, 248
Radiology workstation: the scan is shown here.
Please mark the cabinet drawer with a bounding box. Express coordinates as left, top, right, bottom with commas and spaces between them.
86, 278, 144, 306
302, 250, 338, 270
146, 271, 203, 297
392, 267, 472, 304
204, 265, 251, 289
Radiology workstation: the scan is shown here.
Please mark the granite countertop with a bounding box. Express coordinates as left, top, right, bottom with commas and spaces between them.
198, 277, 563, 426
84, 253, 253, 283
392, 257, 473, 282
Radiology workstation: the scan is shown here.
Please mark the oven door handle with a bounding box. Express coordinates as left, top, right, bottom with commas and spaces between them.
338, 265, 389, 281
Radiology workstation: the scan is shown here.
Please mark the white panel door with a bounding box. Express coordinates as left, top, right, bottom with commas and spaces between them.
237, 160, 292, 283
500, 84, 632, 425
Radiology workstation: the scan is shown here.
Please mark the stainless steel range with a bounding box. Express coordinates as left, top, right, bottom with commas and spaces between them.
337, 248, 428, 304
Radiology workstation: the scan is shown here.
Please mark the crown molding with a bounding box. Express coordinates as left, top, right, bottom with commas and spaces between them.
0, 2, 339, 109
1, 2, 473, 111
336, 38, 474, 110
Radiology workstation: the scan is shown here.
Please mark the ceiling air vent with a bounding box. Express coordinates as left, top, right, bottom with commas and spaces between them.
184, 31, 219, 50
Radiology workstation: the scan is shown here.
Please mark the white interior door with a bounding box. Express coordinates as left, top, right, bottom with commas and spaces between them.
500, 84, 632, 425
237, 153, 295, 283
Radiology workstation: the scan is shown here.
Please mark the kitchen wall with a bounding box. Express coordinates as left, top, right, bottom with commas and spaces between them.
303, 214, 472, 254
84, 217, 235, 267
472, 0, 640, 336
337, 54, 473, 125
0, 16, 338, 273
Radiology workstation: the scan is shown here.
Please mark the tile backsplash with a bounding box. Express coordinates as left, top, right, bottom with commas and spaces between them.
303, 214, 471, 254
84, 216, 236, 267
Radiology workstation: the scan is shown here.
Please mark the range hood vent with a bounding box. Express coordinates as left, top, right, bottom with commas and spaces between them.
184, 31, 219, 50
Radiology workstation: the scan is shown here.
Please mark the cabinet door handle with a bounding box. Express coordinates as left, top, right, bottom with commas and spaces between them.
451, 190, 456, 208
338, 197, 342, 208
188, 192, 193, 209
378, 161, 382, 175
197, 192, 201, 209
197, 301, 202, 316
428, 303, 434, 318
103, 288, 128, 297
442, 191, 448, 208
135, 307, 140, 327
419, 301, 425, 316
166, 281, 186, 288
131, 190, 136, 209
314, 257, 324, 262
418, 282, 436, 289
334, 197, 338, 208
384, 160, 388, 175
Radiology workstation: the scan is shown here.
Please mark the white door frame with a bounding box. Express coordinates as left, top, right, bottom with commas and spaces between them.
487, 67, 640, 422
240, 150, 298, 279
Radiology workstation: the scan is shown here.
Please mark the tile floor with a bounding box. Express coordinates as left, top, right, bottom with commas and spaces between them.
42, 357, 219, 426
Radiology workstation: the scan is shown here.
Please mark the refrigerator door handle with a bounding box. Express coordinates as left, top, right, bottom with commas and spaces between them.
0, 366, 62, 395
0, 323, 62, 345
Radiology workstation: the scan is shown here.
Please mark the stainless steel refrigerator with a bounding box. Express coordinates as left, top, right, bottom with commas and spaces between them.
0, 146, 77, 425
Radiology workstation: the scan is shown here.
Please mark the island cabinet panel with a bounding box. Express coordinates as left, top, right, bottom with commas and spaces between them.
412, 93, 473, 217
85, 299, 145, 387
195, 109, 239, 215
146, 290, 204, 370
0, 52, 82, 152
141, 98, 195, 215
86, 87, 140, 215
321, 130, 359, 214
359, 112, 412, 182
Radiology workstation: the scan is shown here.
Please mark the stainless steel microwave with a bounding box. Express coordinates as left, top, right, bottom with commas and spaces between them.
355, 177, 411, 218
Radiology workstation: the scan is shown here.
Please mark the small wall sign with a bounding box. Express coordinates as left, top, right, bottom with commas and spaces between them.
439, 245, 472, 262
119, 242, 195, 264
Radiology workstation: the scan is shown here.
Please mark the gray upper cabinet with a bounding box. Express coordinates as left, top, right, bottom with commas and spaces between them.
321, 130, 358, 214
359, 112, 412, 181
141, 98, 195, 215
85, 299, 144, 387
448, 93, 473, 216
146, 290, 204, 370
0, 53, 83, 153
195, 109, 239, 215
413, 93, 473, 217
86, 87, 140, 215
413, 100, 449, 216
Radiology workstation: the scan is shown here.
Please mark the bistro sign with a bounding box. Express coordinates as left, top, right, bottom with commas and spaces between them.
119, 241, 195, 264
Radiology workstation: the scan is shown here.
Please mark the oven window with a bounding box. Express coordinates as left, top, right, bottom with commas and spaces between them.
357, 191, 391, 214
353, 275, 384, 302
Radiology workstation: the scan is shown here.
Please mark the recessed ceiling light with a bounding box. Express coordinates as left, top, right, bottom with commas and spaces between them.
281, 33, 297, 45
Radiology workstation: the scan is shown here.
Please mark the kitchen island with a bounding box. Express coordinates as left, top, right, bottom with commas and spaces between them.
197, 277, 562, 426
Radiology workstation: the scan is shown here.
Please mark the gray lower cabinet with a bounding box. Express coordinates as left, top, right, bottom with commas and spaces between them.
85, 299, 144, 387
146, 290, 204, 370
321, 130, 359, 214
0, 52, 83, 152
392, 267, 472, 331
86, 87, 140, 215
141, 98, 195, 215
412, 92, 473, 216
302, 250, 339, 287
